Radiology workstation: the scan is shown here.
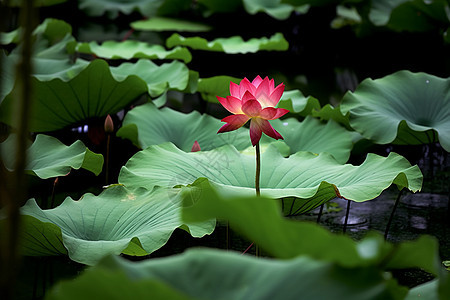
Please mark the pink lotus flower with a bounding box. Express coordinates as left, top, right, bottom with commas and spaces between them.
217, 76, 289, 146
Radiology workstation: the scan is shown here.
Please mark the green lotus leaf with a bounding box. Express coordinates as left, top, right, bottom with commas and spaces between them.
15, 215, 68, 257
243, 0, 309, 20
197, 75, 241, 103
405, 279, 439, 300
1, 18, 73, 48
0, 30, 19, 45
0, 59, 148, 132
269, 116, 353, 163
131, 17, 212, 32
78, 0, 166, 18
46, 267, 193, 300
331, 5, 363, 29
369, 0, 450, 32
110, 60, 190, 97
116, 102, 250, 150
311, 104, 351, 129
1, 52, 89, 102
166, 32, 289, 54
1, 134, 103, 178
119, 143, 422, 209
116, 102, 353, 162
277, 89, 321, 116
46, 248, 410, 300
18, 185, 215, 265
340, 71, 450, 151
1, 19, 84, 102
181, 179, 440, 276
76, 40, 192, 63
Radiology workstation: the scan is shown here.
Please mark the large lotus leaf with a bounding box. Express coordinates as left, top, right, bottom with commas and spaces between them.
46, 267, 193, 300
1, 52, 89, 102
109, 60, 190, 97
1, 134, 103, 178
0, 59, 148, 132
0, 19, 85, 102
131, 17, 212, 32
76, 40, 192, 63
78, 0, 166, 18
197, 75, 241, 103
340, 71, 450, 151
369, 0, 450, 32
269, 116, 353, 163
166, 32, 289, 54
119, 143, 422, 207
181, 178, 440, 276
116, 102, 250, 150
13, 215, 68, 257
18, 185, 215, 265
277, 89, 321, 116
243, 0, 309, 20
46, 249, 410, 300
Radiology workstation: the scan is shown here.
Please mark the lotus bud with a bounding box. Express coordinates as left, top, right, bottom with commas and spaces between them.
191, 140, 201, 152
104, 115, 114, 133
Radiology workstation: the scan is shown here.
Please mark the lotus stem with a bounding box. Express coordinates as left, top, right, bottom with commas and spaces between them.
255, 142, 261, 257
105, 133, 111, 184
343, 200, 351, 233
384, 189, 404, 240
316, 204, 324, 223
255, 142, 261, 196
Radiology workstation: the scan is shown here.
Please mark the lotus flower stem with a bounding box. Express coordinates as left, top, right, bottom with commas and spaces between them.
343, 200, 351, 233
384, 189, 404, 240
255, 142, 261, 197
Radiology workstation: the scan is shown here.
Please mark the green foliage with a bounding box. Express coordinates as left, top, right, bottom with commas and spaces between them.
131, 17, 212, 32
0, 59, 148, 132
243, 0, 309, 20
340, 71, 450, 151
1, 134, 103, 178
1, 19, 82, 102
110, 59, 191, 97
119, 142, 422, 207
268, 116, 354, 163
277, 89, 321, 116
46, 248, 410, 300
197, 75, 242, 103
369, 0, 450, 32
166, 33, 289, 53
46, 266, 193, 300
116, 102, 250, 150
16, 185, 215, 265
181, 179, 439, 274
76, 40, 192, 63
78, 0, 167, 18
